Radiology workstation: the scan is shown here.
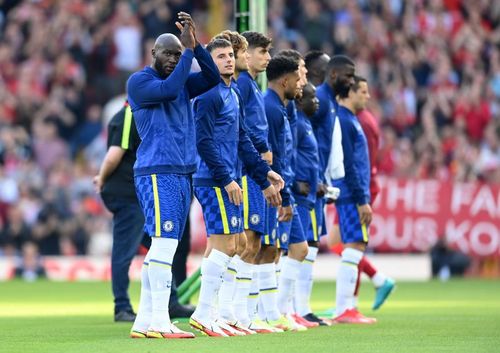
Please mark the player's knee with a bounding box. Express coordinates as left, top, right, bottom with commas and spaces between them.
225, 242, 237, 257
237, 235, 247, 254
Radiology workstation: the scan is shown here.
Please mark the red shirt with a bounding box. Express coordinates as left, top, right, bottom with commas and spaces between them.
357, 109, 380, 200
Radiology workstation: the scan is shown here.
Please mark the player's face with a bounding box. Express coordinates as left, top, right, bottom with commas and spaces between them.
284, 70, 300, 100
152, 41, 183, 78
235, 47, 249, 72
354, 81, 370, 111
211, 46, 235, 78
295, 59, 308, 99
301, 85, 319, 116
333, 64, 355, 98
247, 45, 271, 73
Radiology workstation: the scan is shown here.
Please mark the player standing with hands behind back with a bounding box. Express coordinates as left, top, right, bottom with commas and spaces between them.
127, 12, 220, 339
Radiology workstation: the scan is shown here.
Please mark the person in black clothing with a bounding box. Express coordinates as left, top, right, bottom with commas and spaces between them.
94, 101, 194, 322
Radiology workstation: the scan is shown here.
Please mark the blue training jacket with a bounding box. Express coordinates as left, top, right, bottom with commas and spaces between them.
309, 82, 337, 181
293, 111, 319, 209
193, 81, 271, 189
236, 71, 270, 154
265, 88, 291, 207
333, 105, 370, 205
127, 44, 220, 176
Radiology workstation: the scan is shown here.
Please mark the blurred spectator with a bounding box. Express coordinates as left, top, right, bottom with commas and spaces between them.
431, 239, 471, 280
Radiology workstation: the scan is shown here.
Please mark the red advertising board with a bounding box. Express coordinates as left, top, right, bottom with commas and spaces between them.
190, 177, 500, 258
363, 177, 500, 258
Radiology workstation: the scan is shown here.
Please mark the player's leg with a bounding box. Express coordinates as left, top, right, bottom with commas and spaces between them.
217, 232, 246, 323
190, 185, 241, 337
141, 174, 195, 338
334, 202, 375, 324
277, 210, 309, 330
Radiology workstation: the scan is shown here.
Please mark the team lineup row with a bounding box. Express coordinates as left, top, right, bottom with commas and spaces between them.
124, 12, 395, 338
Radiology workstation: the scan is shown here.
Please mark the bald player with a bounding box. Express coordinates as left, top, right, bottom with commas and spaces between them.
127, 12, 219, 339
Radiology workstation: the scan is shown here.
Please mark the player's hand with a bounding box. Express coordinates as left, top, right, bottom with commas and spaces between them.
225, 180, 243, 205
262, 185, 281, 207
358, 203, 373, 225
316, 183, 328, 197
261, 151, 273, 165
295, 181, 310, 196
93, 175, 103, 194
278, 205, 293, 222
175, 12, 196, 49
267, 171, 284, 192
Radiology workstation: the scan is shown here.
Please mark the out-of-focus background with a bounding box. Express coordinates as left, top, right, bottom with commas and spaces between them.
0, 0, 499, 282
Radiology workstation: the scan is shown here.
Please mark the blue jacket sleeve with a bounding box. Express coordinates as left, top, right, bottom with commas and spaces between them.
266, 105, 291, 207
237, 79, 270, 153
127, 50, 194, 107
340, 117, 370, 205
186, 44, 220, 99
234, 87, 269, 154
238, 114, 271, 190
195, 93, 234, 187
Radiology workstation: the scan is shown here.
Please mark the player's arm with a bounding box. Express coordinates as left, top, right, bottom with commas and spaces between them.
267, 106, 291, 207
127, 52, 194, 107
237, 117, 282, 206
340, 117, 370, 208
234, 86, 270, 156
292, 124, 310, 195
237, 77, 272, 155
194, 93, 233, 188
186, 44, 221, 98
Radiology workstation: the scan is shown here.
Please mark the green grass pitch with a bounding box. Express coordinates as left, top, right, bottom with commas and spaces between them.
1, 279, 499, 353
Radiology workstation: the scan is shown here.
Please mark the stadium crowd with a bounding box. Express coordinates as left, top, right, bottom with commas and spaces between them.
0, 0, 498, 265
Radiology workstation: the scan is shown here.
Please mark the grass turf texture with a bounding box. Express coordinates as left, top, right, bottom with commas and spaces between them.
0, 279, 499, 353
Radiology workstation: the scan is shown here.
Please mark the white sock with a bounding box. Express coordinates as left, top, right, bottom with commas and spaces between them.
148, 237, 178, 331
372, 272, 386, 288
247, 270, 260, 321
258, 263, 281, 321
193, 249, 231, 322
132, 253, 152, 333
336, 248, 363, 317
233, 257, 253, 325
295, 246, 318, 316
278, 256, 302, 315
218, 255, 238, 321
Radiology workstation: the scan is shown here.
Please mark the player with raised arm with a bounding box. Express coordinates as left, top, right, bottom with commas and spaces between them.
189, 38, 283, 337
127, 12, 220, 339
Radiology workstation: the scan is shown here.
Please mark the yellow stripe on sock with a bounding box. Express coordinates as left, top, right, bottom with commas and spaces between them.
341, 260, 359, 268
214, 187, 230, 234
361, 223, 369, 242
310, 209, 318, 241
242, 175, 249, 229
121, 106, 132, 149
151, 174, 161, 237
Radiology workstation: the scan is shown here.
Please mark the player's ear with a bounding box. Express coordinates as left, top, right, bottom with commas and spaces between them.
282, 77, 288, 89
151, 48, 156, 57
